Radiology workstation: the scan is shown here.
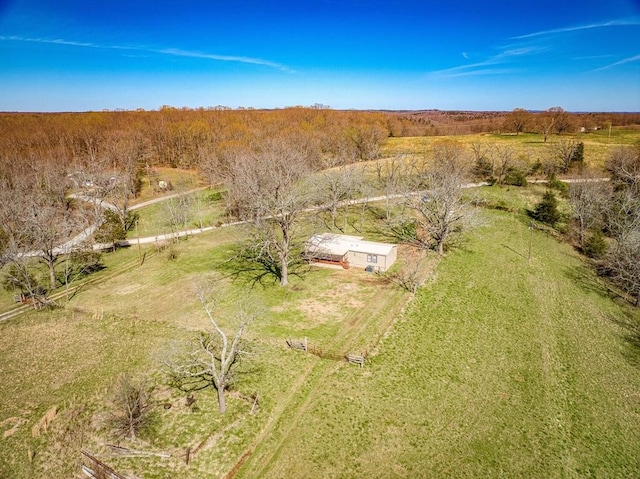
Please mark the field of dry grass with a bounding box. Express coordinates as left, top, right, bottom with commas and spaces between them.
381, 129, 638, 170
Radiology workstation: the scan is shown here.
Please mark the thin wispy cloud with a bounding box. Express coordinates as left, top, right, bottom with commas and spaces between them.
430, 15, 639, 80
442, 68, 519, 78
512, 17, 640, 39
431, 45, 546, 78
591, 54, 640, 71
0, 35, 97, 48
156, 48, 293, 72
0, 35, 292, 72
573, 54, 615, 61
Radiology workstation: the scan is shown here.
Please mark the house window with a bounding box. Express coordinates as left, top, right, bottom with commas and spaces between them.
367, 254, 378, 264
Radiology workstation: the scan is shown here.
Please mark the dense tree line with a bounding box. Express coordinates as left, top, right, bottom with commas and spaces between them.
502, 107, 640, 138
0, 108, 389, 175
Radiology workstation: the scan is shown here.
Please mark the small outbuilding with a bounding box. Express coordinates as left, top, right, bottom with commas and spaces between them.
305, 233, 397, 272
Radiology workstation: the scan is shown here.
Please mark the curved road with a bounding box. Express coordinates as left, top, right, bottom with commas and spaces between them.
107, 178, 609, 248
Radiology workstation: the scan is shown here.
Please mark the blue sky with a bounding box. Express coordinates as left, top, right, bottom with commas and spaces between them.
0, 0, 638, 112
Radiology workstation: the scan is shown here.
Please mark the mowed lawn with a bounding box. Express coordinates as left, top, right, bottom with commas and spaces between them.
238, 209, 640, 478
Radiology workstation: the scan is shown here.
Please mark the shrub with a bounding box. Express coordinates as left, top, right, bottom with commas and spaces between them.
208, 191, 224, 202
529, 159, 543, 176
503, 168, 528, 186
167, 245, 179, 261
69, 249, 104, 275
547, 173, 568, 196
583, 230, 608, 259
571, 142, 584, 164
473, 157, 494, 180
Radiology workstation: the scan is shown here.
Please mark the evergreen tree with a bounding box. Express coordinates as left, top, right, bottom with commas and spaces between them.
532, 190, 561, 225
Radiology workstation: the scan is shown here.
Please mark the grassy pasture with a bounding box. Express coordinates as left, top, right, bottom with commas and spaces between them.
129, 188, 227, 239
0, 192, 638, 477
236, 207, 640, 479
134, 167, 205, 205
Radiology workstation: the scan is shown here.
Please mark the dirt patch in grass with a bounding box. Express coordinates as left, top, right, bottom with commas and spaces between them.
290, 282, 366, 325
297, 297, 364, 324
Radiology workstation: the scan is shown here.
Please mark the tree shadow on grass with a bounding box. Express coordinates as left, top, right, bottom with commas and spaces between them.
564, 263, 616, 301
214, 241, 311, 288
565, 263, 640, 367
608, 310, 640, 368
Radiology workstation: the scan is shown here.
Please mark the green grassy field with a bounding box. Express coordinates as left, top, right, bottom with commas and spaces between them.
129, 188, 228, 238
235, 208, 640, 479
0, 221, 410, 478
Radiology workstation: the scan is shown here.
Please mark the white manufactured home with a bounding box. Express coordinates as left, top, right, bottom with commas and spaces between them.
305, 233, 397, 272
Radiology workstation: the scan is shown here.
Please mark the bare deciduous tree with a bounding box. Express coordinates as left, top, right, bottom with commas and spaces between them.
503, 108, 531, 135
608, 233, 640, 306
606, 175, 640, 306
470, 142, 493, 180
162, 193, 194, 242
223, 135, 316, 286
490, 144, 516, 185
374, 155, 406, 221
102, 131, 145, 233
0, 164, 88, 293
568, 175, 611, 247
552, 138, 580, 173
314, 159, 364, 231
386, 248, 428, 293
606, 188, 640, 246
345, 122, 387, 161
107, 374, 154, 441
402, 141, 473, 255
165, 281, 258, 413
606, 145, 640, 194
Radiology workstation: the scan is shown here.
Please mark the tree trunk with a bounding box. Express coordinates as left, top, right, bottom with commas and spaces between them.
217, 385, 226, 414
47, 258, 56, 291
280, 257, 289, 287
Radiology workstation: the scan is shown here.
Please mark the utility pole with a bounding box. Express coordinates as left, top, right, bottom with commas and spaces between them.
528, 221, 534, 262
136, 219, 141, 263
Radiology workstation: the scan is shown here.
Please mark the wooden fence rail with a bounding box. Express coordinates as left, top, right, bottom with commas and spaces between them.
80, 449, 126, 479
286, 338, 307, 352
346, 353, 366, 367
287, 339, 367, 366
